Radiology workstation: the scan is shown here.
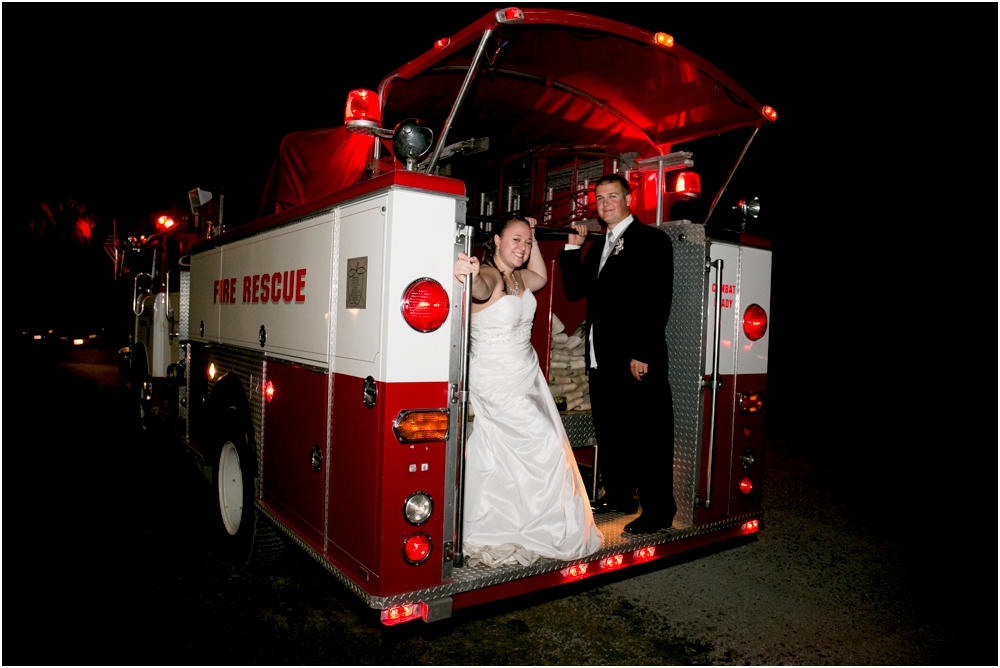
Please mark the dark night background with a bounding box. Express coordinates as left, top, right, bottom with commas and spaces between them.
3, 2, 993, 661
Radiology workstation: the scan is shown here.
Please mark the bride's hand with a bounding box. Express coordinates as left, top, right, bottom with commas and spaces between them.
454, 252, 480, 284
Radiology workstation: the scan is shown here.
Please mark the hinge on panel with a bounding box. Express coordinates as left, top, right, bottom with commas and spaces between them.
443, 541, 455, 561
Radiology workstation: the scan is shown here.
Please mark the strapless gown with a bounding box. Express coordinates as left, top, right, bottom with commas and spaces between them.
463, 290, 603, 567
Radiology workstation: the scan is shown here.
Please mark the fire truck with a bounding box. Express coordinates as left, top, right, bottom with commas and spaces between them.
123, 7, 776, 625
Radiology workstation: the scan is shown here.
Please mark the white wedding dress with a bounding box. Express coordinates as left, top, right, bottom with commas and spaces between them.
463, 290, 603, 567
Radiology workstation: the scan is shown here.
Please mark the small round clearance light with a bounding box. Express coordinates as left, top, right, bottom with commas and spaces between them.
739, 477, 753, 495
403, 532, 432, 565
743, 304, 767, 341
401, 278, 450, 332
762, 105, 778, 122
654, 32, 674, 48
263, 380, 275, 403
403, 492, 433, 525
434, 37, 450, 49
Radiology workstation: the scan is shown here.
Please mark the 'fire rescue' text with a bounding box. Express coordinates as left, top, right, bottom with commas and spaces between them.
214, 269, 307, 304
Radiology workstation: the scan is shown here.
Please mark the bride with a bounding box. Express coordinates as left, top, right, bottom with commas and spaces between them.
454, 217, 603, 567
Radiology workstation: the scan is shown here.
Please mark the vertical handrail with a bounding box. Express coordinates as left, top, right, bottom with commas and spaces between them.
426, 28, 494, 175
453, 224, 474, 567
703, 258, 724, 510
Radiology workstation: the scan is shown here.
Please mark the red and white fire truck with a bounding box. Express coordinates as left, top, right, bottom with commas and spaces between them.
123, 7, 776, 625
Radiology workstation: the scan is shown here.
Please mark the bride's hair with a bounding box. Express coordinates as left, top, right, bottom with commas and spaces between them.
481, 218, 528, 295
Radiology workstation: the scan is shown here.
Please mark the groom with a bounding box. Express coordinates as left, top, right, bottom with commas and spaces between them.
559, 173, 677, 535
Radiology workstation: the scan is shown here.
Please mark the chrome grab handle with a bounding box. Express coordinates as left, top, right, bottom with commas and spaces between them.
703, 258, 724, 510
133, 273, 151, 316
453, 224, 474, 567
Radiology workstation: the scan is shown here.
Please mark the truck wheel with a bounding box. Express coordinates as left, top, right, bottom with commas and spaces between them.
212, 413, 285, 568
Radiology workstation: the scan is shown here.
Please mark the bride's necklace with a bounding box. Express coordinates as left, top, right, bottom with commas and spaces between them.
501, 270, 520, 296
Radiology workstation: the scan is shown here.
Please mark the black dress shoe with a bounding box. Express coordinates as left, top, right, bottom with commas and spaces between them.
623, 514, 675, 535
590, 496, 639, 515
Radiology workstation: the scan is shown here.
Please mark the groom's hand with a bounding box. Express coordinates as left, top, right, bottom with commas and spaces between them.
567, 223, 588, 246
630, 359, 648, 381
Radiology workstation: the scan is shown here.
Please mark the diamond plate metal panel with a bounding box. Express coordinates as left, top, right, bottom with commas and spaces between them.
656, 222, 708, 528
562, 413, 596, 449
205, 344, 266, 494
179, 270, 190, 343
259, 499, 758, 610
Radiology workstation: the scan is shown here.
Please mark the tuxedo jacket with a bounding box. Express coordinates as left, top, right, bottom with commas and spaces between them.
558, 216, 673, 374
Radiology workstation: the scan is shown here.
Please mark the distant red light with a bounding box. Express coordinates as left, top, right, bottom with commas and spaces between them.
157, 215, 175, 229
739, 477, 753, 495
434, 37, 450, 49
743, 304, 767, 341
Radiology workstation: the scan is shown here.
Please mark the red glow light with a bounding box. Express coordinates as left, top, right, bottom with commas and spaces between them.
654, 32, 674, 48
401, 279, 450, 332
762, 105, 778, 122
562, 563, 589, 578
157, 215, 175, 229
434, 37, 450, 49
634, 546, 657, 560
500, 7, 524, 21
344, 89, 381, 125
263, 380, 275, 403
742, 519, 760, 533
743, 304, 767, 341
403, 532, 432, 565
667, 171, 701, 198
380, 602, 425, 626
739, 477, 753, 495
600, 554, 625, 569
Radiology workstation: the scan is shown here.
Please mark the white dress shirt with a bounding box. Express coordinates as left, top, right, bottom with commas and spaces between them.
564, 215, 633, 368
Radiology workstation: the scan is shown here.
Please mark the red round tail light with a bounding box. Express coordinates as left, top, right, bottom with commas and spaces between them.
403, 532, 432, 565
739, 477, 753, 495
401, 279, 450, 332
743, 304, 767, 341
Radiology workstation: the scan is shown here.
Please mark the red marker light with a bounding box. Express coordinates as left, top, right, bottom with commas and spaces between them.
742, 519, 760, 532
762, 105, 778, 122
743, 304, 767, 341
434, 37, 450, 49
380, 602, 426, 626
263, 380, 275, 403
739, 477, 753, 495
344, 88, 381, 125
600, 554, 625, 569
401, 279, 450, 332
635, 546, 657, 560
561, 563, 589, 578
497, 7, 524, 22
403, 532, 432, 565
156, 215, 176, 229
654, 32, 674, 48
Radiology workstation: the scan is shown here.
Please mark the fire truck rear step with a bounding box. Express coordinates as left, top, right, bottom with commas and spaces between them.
256, 500, 759, 614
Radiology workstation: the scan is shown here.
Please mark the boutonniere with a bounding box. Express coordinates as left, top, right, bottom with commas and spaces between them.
612, 237, 625, 256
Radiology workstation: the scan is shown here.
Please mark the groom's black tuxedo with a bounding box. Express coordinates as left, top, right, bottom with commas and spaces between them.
559, 215, 677, 524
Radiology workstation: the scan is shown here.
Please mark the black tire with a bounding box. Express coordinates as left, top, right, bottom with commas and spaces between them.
212, 408, 285, 569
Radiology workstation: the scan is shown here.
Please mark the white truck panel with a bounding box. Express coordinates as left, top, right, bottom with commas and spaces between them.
704, 242, 740, 376
382, 189, 457, 384
735, 246, 771, 375
333, 196, 388, 380
216, 213, 334, 365
188, 246, 222, 342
